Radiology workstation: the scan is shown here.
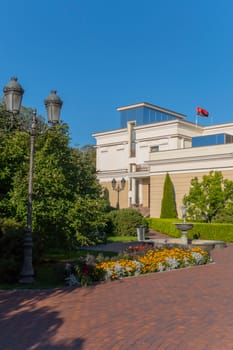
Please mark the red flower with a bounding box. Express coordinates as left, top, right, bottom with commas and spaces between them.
82, 267, 89, 275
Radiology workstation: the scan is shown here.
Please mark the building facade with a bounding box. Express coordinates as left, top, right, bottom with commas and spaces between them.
92, 102, 233, 218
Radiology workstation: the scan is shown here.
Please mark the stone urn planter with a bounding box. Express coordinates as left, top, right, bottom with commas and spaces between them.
174, 223, 193, 245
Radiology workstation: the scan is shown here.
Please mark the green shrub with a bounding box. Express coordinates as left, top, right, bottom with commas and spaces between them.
0, 217, 24, 236
106, 209, 148, 237
0, 229, 24, 283
147, 218, 233, 242
0, 258, 20, 283
0, 220, 25, 258
0, 218, 45, 283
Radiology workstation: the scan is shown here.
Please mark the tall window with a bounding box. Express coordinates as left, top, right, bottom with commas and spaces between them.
128, 122, 136, 157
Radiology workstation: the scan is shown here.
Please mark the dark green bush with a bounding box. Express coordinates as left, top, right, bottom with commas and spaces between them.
0, 229, 24, 283
106, 208, 148, 237
147, 218, 233, 242
0, 218, 45, 283
0, 219, 25, 258
0, 258, 20, 283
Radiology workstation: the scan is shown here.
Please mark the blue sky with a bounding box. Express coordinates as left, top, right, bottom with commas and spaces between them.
1, 0, 233, 147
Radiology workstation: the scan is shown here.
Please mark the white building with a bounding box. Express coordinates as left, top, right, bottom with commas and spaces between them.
92, 102, 233, 217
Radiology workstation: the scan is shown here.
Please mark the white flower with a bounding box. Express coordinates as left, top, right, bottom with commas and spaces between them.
134, 261, 143, 274
157, 262, 165, 272
105, 268, 113, 280
165, 257, 180, 270
183, 257, 190, 267
114, 263, 123, 277
191, 252, 205, 265
65, 273, 79, 286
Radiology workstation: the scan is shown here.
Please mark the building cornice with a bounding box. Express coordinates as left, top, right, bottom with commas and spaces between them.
149, 165, 233, 176
147, 151, 233, 166
134, 118, 203, 131
96, 169, 128, 180
92, 128, 127, 138
136, 133, 192, 144
204, 121, 233, 130
96, 141, 128, 148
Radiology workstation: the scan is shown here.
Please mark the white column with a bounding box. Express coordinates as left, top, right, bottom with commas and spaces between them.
181, 137, 184, 148
128, 178, 132, 207
131, 178, 136, 206
139, 179, 143, 206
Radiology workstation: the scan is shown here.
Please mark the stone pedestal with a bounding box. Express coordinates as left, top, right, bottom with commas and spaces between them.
174, 223, 194, 245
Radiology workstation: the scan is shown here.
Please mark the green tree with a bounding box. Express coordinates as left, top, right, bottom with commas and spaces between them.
79, 144, 96, 168
66, 196, 108, 246
213, 202, 233, 223
0, 102, 109, 249
160, 173, 177, 218
72, 146, 100, 197
183, 171, 233, 223
0, 104, 30, 217
7, 123, 106, 248
0, 103, 46, 208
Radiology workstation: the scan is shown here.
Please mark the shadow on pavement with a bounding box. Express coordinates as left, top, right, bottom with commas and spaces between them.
0, 289, 85, 350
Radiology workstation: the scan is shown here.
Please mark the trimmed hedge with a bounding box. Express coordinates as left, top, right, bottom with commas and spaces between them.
147, 218, 233, 242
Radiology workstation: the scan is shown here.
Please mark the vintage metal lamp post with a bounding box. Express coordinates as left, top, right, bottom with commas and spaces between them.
111, 178, 126, 209
3, 77, 63, 283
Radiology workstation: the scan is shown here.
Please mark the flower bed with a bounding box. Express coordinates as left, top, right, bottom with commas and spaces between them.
65, 247, 211, 286
96, 247, 210, 280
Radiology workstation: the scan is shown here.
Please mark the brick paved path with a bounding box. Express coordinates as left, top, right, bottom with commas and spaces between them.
0, 244, 233, 350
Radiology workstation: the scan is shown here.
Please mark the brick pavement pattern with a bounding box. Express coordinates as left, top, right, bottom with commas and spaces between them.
0, 244, 233, 350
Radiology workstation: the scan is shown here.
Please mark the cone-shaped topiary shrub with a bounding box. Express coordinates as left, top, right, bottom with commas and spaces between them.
160, 173, 177, 218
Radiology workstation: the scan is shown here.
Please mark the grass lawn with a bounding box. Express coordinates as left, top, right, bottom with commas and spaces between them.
0, 263, 65, 290
0, 237, 137, 290
0, 247, 119, 290
107, 236, 137, 243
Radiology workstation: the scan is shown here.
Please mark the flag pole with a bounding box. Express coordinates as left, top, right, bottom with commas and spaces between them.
196, 107, 209, 126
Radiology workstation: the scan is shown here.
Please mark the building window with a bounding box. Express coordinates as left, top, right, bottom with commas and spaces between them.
192, 133, 233, 147
120, 106, 177, 128
131, 140, 136, 157
150, 145, 159, 152
128, 122, 136, 157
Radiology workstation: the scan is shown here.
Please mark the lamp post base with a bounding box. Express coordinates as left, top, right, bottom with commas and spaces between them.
19, 232, 34, 284
19, 275, 34, 284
